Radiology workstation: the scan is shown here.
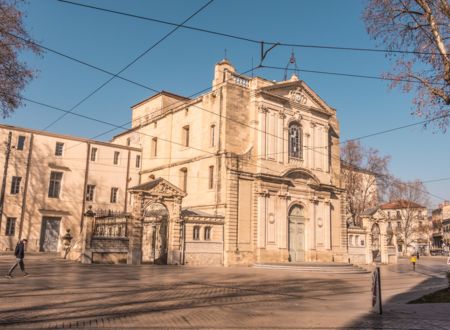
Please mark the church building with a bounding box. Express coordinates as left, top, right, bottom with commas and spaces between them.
110, 60, 345, 265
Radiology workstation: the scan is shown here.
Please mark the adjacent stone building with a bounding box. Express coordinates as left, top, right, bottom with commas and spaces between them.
0, 124, 141, 259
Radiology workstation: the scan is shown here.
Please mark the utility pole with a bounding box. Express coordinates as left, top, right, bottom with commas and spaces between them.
0, 131, 12, 229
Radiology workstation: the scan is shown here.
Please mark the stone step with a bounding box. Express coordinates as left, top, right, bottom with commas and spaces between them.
253, 263, 370, 274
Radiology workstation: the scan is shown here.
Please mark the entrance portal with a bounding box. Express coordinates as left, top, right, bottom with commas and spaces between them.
288, 205, 306, 262
142, 203, 169, 264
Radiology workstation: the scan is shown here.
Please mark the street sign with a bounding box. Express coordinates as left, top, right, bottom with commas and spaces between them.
372, 267, 382, 314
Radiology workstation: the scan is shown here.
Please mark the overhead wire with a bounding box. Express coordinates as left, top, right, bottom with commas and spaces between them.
8, 3, 447, 201
57, 0, 439, 56
18, 89, 449, 202
42, 0, 215, 130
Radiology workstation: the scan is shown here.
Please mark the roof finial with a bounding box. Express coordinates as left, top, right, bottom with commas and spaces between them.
224, 48, 228, 60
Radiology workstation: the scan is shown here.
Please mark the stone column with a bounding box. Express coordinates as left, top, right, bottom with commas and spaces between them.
277, 110, 285, 163
257, 189, 268, 249
379, 222, 388, 264
258, 105, 268, 160
167, 197, 183, 265
81, 211, 95, 264
128, 192, 144, 265
362, 218, 372, 264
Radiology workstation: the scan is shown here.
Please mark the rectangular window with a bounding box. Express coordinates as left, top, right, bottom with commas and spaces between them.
182, 126, 190, 147
10, 176, 21, 194
48, 171, 63, 198
210, 125, 215, 147
17, 136, 26, 151
193, 226, 200, 240
90, 147, 97, 161
110, 187, 118, 203
208, 165, 214, 190
204, 226, 211, 240
135, 155, 141, 168
397, 221, 402, 229
113, 151, 120, 165
151, 137, 158, 157
5, 217, 16, 236
55, 142, 64, 156
86, 185, 95, 202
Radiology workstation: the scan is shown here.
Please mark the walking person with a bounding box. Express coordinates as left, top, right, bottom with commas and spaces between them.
5, 239, 29, 278
410, 254, 417, 271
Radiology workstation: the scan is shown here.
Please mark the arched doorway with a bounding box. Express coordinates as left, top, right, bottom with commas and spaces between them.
142, 202, 169, 264
371, 223, 381, 262
288, 205, 306, 262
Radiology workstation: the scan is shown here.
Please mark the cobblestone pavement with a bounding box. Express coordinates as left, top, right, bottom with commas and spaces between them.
0, 254, 449, 329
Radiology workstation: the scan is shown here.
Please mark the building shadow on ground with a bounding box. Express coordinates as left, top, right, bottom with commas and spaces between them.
345, 269, 450, 330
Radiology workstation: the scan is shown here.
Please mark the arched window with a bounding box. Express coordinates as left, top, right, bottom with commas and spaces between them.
289, 123, 302, 159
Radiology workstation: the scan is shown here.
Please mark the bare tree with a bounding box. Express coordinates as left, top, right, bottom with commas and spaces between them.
341, 140, 391, 226
0, 0, 41, 118
364, 0, 450, 130
389, 179, 430, 254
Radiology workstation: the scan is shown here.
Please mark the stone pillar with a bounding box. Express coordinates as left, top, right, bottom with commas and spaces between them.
379, 222, 389, 264
324, 199, 331, 250
277, 111, 285, 163
257, 189, 268, 249
128, 192, 144, 265
362, 218, 372, 264
258, 105, 267, 160
81, 213, 94, 264
167, 197, 183, 265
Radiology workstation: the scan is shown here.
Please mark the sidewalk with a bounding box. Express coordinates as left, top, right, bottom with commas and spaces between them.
348, 260, 450, 329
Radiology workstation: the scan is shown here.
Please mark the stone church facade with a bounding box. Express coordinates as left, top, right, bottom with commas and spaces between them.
111, 60, 345, 265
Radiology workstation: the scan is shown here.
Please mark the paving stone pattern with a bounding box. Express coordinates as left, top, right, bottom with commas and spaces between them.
0, 254, 449, 329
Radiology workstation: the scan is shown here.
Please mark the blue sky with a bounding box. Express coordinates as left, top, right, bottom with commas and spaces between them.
3, 0, 449, 207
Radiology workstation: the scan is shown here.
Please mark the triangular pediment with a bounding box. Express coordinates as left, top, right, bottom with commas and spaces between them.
128, 177, 186, 197
260, 81, 333, 115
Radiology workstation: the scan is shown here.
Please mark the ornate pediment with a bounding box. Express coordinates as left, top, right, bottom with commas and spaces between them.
260, 81, 333, 115
128, 177, 186, 198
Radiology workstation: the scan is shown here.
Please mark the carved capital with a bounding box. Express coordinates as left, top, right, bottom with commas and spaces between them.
257, 189, 270, 197
258, 104, 269, 114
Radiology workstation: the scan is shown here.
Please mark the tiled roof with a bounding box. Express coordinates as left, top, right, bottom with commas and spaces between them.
380, 200, 425, 210
128, 178, 163, 191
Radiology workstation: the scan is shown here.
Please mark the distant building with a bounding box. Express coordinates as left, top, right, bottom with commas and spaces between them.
430, 201, 450, 249
358, 200, 429, 261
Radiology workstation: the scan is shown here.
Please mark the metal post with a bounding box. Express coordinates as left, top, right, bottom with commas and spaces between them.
377, 266, 382, 314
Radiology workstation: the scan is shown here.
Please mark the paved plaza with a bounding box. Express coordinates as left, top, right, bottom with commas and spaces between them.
0, 254, 449, 329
